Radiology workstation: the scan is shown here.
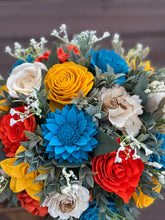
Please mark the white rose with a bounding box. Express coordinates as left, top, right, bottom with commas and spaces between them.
7, 62, 47, 98
42, 182, 90, 219
100, 85, 143, 136
145, 81, 165, 118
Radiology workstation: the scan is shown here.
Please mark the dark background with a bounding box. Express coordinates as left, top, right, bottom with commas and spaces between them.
0, 0, 165, 219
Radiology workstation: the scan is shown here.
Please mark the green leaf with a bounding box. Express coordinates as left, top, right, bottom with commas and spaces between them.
24, 131, 38, 141
0, 186, 12, 203
13, 158, 24, 166
133, 72, 148, 105
83, 173, 94, 188
25, 150, 34, 157
98, 211, 105, 220
0, 146, 7, 161
53, 159, 87, 168
123, 209, 135, 220
46, 42, 59, 69
157, 148, 165, 155
135, 56, 141, 68
115, 196, 125, 210
40, 194, 46, 206
140, 111, 155, 125
45, 183, 61, 195
17, 92, 27, 101
33, 173, 48, 183
93, 131, 120, 157
62, 46, 69, 54
136, 148, 150, 162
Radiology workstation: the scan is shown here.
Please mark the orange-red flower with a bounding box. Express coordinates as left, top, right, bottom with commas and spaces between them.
36, 45, 80, 63
0, 105, 36, 157
92, 148, 144, 203
17, 191, 48, 216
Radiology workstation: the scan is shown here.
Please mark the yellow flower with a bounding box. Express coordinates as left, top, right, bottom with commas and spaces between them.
44, 62, 94, 111
0, 145, 43, 201
0, 85, 10, 112
127, 57, 154, 73
132, 177, 161, 208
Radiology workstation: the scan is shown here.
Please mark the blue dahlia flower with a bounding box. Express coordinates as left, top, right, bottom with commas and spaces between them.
41, 105, 98, 163
91, 49, 129, 84
150, 133, 165, 169
80, 200, 118, 220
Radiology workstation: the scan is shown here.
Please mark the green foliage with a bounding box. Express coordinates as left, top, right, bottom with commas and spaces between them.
133, 72, 148, 105
46, 42, 59, 69
93, 130, 120, 157
94, 65, 125, 90
79, 165, 95, 189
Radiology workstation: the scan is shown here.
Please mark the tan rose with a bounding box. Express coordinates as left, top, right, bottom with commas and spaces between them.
7, 62, 47, 98
100, 85, 143, 136
42, 182, 90, 219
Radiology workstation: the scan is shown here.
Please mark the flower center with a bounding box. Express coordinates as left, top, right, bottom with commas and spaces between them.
59, 198, 76, 213
57, 122, 81, 146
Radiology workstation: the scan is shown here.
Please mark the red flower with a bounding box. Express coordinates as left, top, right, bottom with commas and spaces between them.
35, 50, 51, 62
92, 148, 144, 203
36, 45, 80, 63
17, 191, 48, 216
0, 106, 36, 157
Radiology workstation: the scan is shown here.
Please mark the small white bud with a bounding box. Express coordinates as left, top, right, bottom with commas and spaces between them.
113, 33, 120, 43
5, 46, 12, 53
10, 118, 16, 126
103, 32, 110, 38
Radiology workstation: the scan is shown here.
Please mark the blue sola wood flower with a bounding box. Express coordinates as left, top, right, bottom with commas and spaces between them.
41, 105, 98, 163
80, 200, 118, 220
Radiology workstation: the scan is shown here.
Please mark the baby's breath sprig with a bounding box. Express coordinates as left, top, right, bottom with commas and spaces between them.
51, 24, 110, 49
10, 90, 42, 126
145, 81, 165, 95
60, 168, 77, 194
115, 134, 153, 163
5, 37, 47, 61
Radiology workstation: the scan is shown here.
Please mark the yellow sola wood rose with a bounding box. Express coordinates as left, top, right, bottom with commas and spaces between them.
132, 177, 161, 208
44, 62, 94, 111
0, 85, 10, 112
0, 145, 44, 201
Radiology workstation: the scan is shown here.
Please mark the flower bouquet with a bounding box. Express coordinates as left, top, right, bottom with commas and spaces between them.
0, 24, 165, 220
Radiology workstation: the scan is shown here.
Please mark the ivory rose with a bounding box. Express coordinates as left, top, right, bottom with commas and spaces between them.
100, 85, 143, 136
7, 62, 47, 98
42, 182, 90, 219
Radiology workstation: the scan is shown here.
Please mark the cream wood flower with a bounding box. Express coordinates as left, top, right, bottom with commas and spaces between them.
100, 85, 143, 136
7, 62, 47, 98
42, 182, 90, 219
145, 81, 165, 118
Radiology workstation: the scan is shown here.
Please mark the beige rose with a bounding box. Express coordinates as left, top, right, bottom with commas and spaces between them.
100, 85, 143, 136
7, 62, 47, 98
42, 182, 90, 219
145, 81, 165, 118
